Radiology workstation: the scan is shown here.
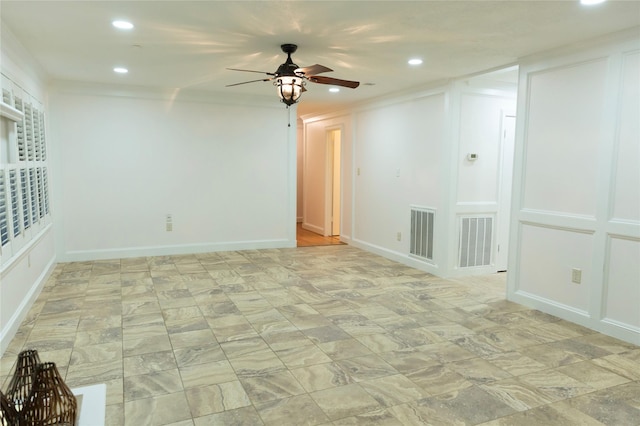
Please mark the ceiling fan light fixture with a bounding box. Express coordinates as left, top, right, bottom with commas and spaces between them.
408, 58, 423, 66
275, 76, 303, 106
329, 87, 340, 93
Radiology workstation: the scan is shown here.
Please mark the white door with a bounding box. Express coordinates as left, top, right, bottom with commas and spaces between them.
496, 114, 516, 271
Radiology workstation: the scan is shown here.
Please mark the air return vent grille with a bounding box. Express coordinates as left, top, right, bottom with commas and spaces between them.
459, 216, 493, 267
410, 206, 435, 261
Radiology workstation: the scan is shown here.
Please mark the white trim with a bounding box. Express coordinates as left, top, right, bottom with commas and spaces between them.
60, 239, 295, 263
350, 238, 441, 276
0, 254, 55, 356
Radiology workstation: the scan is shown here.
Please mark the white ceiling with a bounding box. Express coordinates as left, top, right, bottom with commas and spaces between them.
2, 1, 639, 115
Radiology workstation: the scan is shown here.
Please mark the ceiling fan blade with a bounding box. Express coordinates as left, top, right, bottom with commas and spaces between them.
308, 76, 360, 89
227, 68, 276, 76
226, 78, 273, 87
295, 64, 333, 76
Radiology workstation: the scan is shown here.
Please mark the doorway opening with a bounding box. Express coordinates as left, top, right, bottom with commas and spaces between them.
296, 127, 345, 247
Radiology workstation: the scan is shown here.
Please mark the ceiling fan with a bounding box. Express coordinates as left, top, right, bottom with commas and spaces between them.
227, 43, 360, 106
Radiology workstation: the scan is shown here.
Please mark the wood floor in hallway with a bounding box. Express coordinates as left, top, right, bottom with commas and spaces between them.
297, 223, 345, 247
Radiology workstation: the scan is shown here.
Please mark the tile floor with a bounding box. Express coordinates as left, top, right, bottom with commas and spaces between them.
1, 245, 638, 425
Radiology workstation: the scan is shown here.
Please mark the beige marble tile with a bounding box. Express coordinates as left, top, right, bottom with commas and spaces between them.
418, 386, 517, 424
479, 400, 606, 426
290, 362, 354, 393
179, 360, 237, 388
240, 370, 306, 404
65, 359, 124, 387
354, 333, 409, 353
524, 343, 589, 368
557, 360, 630, 389
211, 322, 259, 342
336, 354, 399, 382
310, 383, 382, 421
378, 348, 441, 375
228, 348, 286, 378
193, 406, 264, 426
220, 336, 270, 358
173, 344, 225, 367
123, 368, 184, 401
275, 342, 332, 368
2, 246, 638, 426
447, 357, 513, 384
388, 401, 465, 426
331, 408, 403, 425
123, 334, 173, 356
169, 329, 217, 350
591, 353, 640, 380
255, 394, 330, 426
406, 364, 473, 396
518, 369, 595, 401
359, 374, 427, 406
185, 381, 251, 417
74, 327, 123, 346
482, 350, 548, 376
124, 391, 192, 426
123, 350, 177, 376
564, 384, 640, 425
317, 339, 373, 361
70, 341, 123, 365
261, 329, 309, 351
480, 378, 554, 411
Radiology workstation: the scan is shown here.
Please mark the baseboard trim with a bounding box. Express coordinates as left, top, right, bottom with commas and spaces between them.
61, 239, 296, 262
0, 257, 56, 357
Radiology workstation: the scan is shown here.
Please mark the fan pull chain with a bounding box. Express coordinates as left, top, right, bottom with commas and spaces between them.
287, 105, 291, 127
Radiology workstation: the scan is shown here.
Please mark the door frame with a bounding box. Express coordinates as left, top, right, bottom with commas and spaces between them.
496, 111, 516, 271
324, 126, 342, 237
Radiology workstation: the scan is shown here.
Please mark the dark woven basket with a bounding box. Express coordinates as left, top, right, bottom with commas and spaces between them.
0, 390, 18, 426
20, 363, 77, 426
5, 350, 41, 413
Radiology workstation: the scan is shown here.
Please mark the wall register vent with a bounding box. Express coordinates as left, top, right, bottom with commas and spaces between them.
459, 216, 493, 267
410, 206, 435, 261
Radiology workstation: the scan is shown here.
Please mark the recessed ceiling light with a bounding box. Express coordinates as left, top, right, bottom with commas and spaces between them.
329, 88, 340, 93
580, 0, 606, 5
408, 58, 423, 66
112, 20, 134, 30
113, 67, 128, 74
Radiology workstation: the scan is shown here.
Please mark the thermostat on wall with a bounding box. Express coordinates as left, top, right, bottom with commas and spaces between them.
467, 153, 478, 161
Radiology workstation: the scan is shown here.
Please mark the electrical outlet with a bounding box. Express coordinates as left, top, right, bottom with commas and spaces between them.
397, 232, 402, 241
571, 268, 582, 284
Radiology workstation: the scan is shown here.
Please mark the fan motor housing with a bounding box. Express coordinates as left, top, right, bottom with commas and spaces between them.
276, 44, 299, 77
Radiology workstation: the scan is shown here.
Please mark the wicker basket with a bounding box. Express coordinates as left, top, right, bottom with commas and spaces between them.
20, 362, 77, 426
5, 350, 41, 413
0, 390, 18, 426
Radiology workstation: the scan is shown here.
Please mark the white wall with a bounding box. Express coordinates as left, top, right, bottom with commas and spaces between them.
0, 24, 55, 356
49, 84, 297, 261
353, 94, 447, 265
508, 31, 640, 345
303, 80, 517, 277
